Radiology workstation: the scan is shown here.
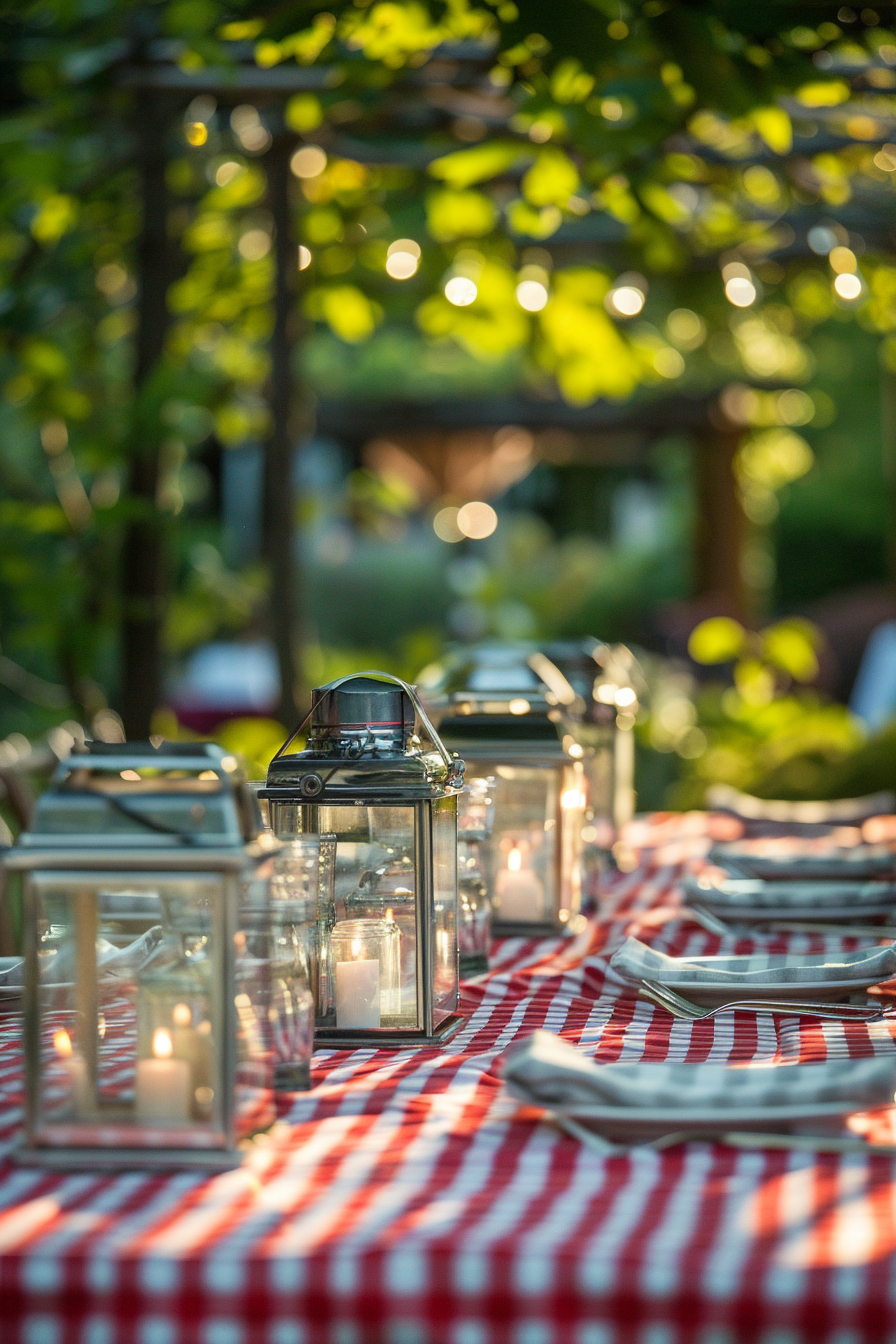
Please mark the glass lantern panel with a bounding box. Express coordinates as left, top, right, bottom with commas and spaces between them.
281, 805, 420, 1031
432, 796, 459, 1020
558, 762, 587, 925
27, 871, 273, 1153
486, 764, 559, 926
241, 842, 319, 1090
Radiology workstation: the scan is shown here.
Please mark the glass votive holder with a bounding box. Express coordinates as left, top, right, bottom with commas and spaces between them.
267, 835, 337, 1027
329, 918, 401, 1030
457, 838, 491, 978
457, 775, 496, 841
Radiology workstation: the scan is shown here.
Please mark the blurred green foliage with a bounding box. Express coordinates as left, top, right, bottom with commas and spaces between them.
2, 0, 896, 738
646, 613, 877, 807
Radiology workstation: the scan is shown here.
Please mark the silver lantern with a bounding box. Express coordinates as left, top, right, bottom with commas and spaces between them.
261, 673, 465, 1048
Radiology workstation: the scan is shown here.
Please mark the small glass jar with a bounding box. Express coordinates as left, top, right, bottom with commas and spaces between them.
329, 918, 401, 1029
456, 777, 495, 977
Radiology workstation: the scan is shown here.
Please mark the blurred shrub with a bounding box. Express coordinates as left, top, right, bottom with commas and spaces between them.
645, 614, 874, 808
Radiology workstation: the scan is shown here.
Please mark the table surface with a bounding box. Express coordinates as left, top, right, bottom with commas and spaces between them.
4, 813, 896, 1344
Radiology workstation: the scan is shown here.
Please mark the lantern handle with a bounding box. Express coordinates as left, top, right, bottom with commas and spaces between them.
270, 671, 458, 774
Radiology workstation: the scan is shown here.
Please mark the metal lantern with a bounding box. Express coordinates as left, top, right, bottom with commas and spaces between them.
260, 673, 465, 1048
420, 644, 588, 936
542, 640, 645, 836
5, 741, 278, 1170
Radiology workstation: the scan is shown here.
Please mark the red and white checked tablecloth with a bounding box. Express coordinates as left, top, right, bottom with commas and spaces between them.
4, 812, 896, 1344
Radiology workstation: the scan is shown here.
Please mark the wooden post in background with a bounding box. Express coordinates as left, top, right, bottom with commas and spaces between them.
120, 94, 170, 738
693, 423, 747, 620
263, 134, 302, 724
881, 367, 896, 589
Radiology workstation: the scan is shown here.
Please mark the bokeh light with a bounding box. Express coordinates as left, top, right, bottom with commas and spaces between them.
829, 245, 857, 274
606, 284, 645, 317
386, 239, 421, 280
433, 507, 464, 542
290, 145, 327, 178
834, 272, 862, 300
215, 161, 241, 186
445, 276, 478, 307
238, 229, 271, 261
722, 263, 757, 308
654, 348, 685, 378
456, 501, 498, 539
666, 308, 705, 350
298, 246, 312, 270
516, 279, 549, 312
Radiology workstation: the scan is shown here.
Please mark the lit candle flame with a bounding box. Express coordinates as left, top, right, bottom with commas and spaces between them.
98, 1014, 106, 1039
54, 1029, 73, 1058
152, 1027, 173, 1060
508, 847, 522, 872
172, 1002, 192, 1027
351, 938, 363, 959
385, 908, 394, 923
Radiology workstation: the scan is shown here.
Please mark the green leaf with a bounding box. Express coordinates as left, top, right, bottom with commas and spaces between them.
521, 148, 579, 207
428, 141, 527, 189
688, 617, 746, 665
426, 188, 497, 242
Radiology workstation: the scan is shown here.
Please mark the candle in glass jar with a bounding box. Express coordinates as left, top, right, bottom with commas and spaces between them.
53, 1029, 90, 1114
495, 845, 544, 922
136, 1027, 191, 1122
171, 1002, 213, 1119
335, 939, 380, 1029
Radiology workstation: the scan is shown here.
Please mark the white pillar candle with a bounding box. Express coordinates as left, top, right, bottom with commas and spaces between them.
335, 953, 380, 1029
496, 849, 545, 922
136, 1027, 191, 1123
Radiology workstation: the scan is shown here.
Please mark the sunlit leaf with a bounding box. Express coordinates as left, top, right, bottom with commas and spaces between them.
428, 141, 527, 188
521, 148, 579, 207
426, 188, 497, 242
688, 617, 746, 665
751, 106, 792, 155
760, 620, 820, 682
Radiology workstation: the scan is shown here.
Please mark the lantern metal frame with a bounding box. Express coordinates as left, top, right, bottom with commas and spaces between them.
6, 843, 275, 1172
19, 740, 261, 851
421, 645, 589, 937
261, 672, 465, 1049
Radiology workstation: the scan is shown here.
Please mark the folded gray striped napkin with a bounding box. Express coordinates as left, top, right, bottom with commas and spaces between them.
501, 1029, 896, 1111
610, 935, 896, 987
682, 875, 896, 911
706, 785, 895, 825
709, 842, 896, 881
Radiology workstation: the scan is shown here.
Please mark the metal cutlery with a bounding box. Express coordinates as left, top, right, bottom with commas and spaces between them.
550, 1111, 896, 1157
637, 977, 895, 1022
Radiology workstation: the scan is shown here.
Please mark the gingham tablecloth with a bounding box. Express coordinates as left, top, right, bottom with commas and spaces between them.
4, 813, 896, 1344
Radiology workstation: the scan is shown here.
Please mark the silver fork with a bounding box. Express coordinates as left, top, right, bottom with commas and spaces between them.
638, 977, 896, 1022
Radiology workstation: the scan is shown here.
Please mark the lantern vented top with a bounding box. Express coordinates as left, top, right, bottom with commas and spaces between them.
307, 675, 413, 757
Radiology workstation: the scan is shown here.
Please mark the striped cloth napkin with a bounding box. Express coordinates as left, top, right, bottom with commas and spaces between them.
610, 935, 896, 987
709, 841, 896, 880
501, 1029, 896, 1111
682, 874, 896, 911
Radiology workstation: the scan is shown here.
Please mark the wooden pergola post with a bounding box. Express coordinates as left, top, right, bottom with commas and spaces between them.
120, 93, 171, 738
263, 132, 302, 724
693, 424, 748, 621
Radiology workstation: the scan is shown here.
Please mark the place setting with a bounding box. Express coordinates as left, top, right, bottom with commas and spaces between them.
500, 1028, 896, 1156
